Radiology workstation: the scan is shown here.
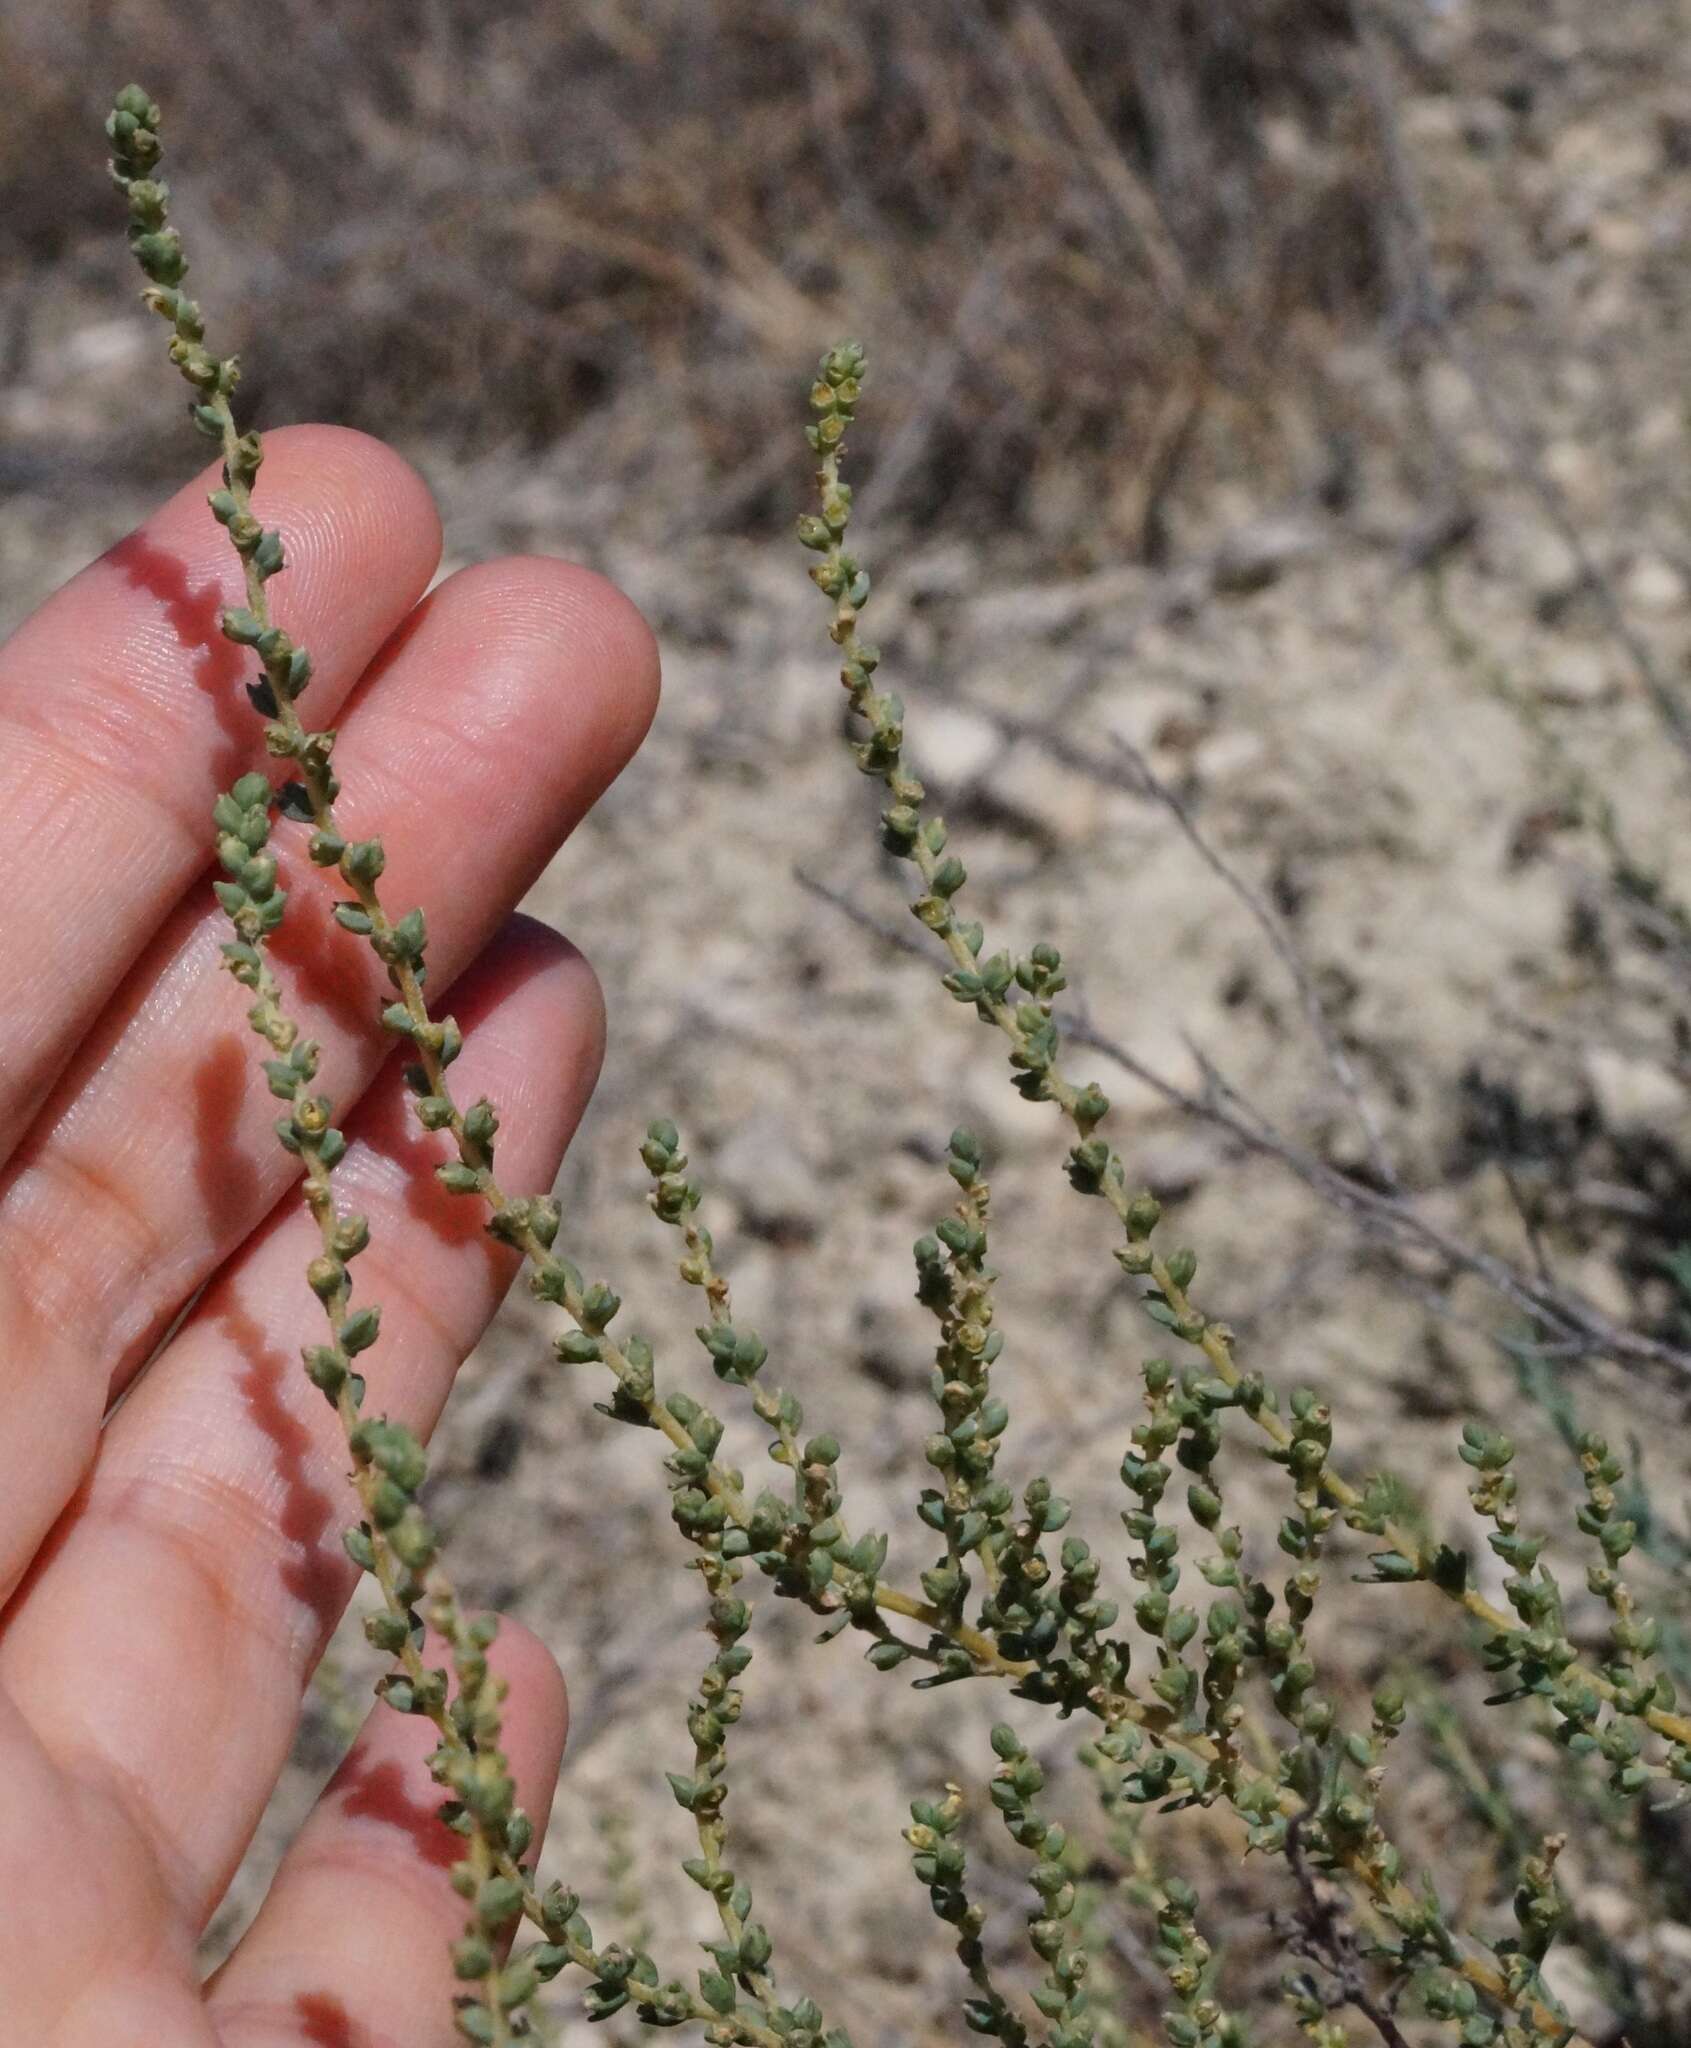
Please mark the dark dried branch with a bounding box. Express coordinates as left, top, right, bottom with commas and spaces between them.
1280, 1816, 1416, 2048
796, 868, 1691, 1381
1107, 730, 1399, 1193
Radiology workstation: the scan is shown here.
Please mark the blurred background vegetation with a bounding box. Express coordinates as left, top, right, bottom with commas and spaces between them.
8, 0, 1416, 549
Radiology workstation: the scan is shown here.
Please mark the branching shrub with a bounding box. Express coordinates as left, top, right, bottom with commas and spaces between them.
103, 83, 1691, 2048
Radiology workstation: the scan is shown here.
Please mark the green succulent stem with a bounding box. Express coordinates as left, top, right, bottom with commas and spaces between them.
802, 344, 1691, 1775
803, 343, 1596, 2048
116, 88, 1009, 1729
203, 772, 519, 2038
113, 91, 833, 2046
104, 74, 1663, 2044
679, 1552, 783, 2021
642, 1122, 968, 1677
905, 1783, 1035, 2048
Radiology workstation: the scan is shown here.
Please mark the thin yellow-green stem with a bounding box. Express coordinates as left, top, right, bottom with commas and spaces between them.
807, 362, 1590, 2046
809, 369, 1691, 1773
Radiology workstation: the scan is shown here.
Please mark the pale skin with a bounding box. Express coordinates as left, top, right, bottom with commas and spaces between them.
0, 425, 661, 2045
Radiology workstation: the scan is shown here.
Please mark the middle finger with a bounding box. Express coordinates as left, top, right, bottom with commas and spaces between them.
0, 554, 657, 1596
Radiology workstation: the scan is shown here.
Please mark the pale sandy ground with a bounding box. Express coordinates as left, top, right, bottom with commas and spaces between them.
10, 17, 1691, 2045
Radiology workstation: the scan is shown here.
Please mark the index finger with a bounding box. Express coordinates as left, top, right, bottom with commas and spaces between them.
0, 423, 441, 1167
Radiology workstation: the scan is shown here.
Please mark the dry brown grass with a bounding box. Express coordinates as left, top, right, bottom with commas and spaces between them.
5, 0, 1388, 545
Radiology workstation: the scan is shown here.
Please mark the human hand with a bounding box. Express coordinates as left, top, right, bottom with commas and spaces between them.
0, 426, 658, 2045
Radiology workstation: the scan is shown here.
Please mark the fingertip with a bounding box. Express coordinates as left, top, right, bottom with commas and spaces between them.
439, 554, 660, 775
433, 915, 606, 1149
537, 926, 609, 1109
3, 427, 444, 831
234, 424, 443, 615
485, 1612, 571, 1770
562, 559, 663, 765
